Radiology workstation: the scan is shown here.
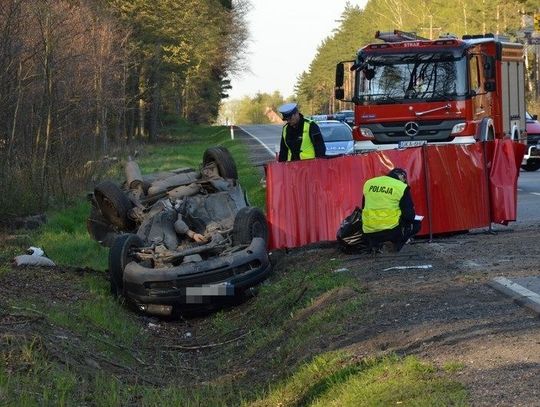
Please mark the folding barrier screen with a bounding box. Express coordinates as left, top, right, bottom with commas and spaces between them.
265, 140, 525, 250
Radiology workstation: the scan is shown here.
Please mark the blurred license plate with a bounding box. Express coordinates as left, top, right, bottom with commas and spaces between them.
398, 140, 427, 148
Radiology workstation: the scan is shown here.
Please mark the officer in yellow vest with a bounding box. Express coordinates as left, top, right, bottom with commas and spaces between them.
361, 168, 421, 252
277, 103, 326, 162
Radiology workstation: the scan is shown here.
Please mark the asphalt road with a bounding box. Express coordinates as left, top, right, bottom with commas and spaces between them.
239, 124, 281, 158
515, 169, 540, 225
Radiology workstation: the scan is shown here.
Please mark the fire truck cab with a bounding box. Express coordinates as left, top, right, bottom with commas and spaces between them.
335, 31, 526, 152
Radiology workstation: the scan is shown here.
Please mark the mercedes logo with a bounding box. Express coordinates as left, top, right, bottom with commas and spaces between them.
404, 121, 419, 137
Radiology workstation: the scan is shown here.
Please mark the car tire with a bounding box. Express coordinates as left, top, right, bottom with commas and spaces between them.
109, 234, 143, 297
94, 181, 134, 230
521, 162, 540, 172
202, 146, 238, 179
232, 207, 268, 245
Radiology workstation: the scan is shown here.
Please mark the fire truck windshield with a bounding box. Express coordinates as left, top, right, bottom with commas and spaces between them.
355, 52, 467, 104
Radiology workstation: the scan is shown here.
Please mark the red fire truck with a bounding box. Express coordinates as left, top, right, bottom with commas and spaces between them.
334, 31, 526, 151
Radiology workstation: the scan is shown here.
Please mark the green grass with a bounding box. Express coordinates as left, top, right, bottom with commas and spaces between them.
33, 200, 109, 270
234, 259, 365, 369
249, 353, 468, 407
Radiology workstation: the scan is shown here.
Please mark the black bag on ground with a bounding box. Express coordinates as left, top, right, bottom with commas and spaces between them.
336, 207, 370, 253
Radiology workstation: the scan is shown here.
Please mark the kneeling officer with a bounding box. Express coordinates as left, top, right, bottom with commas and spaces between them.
361, 168, 421, 252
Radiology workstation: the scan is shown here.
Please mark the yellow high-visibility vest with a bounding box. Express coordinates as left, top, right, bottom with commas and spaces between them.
362, 175, 407, 233
282, 120, 315, 161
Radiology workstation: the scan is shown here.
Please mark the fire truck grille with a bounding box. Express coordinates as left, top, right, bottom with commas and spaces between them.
366, 119, 464, 143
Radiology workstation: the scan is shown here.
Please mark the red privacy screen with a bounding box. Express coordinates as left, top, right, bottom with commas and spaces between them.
265, 140, 524, 250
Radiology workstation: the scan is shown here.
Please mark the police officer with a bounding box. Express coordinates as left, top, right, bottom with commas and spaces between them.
277, 103, 326, 162
361, 168, 421, 252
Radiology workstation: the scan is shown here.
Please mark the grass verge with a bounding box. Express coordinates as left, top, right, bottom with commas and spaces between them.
249, 352, 467, 407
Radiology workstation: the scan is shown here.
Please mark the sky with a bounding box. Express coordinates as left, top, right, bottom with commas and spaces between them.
228, 0, 368, 100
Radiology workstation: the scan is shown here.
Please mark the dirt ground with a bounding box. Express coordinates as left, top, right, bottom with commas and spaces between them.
329, 224, 540, 407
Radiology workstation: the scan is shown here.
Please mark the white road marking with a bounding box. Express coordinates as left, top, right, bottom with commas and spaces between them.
238, 126, 275, 157
491, 277, 540, 314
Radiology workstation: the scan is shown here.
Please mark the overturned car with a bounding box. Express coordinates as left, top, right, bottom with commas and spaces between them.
87, 147, 271, 316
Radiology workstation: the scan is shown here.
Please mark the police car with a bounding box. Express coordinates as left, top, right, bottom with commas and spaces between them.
316, 119, 354, 157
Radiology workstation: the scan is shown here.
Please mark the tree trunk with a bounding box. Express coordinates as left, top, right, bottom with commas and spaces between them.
137, 64, 146, 139
5, 61, 23, 172
39, 11, 54, 207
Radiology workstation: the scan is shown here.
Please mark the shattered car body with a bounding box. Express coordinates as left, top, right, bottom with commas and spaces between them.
87, 147, 271, 316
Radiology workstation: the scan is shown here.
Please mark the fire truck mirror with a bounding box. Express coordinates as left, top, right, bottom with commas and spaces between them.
335, 63, 345, 87
335, 88, 345, 100
483, 56, 495, 80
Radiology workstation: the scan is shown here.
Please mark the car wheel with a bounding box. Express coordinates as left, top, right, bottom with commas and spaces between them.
94, 181, 134, 230
521, 162, 540, 172
202, 146, 238, 179
232, 207, 268, 245
109, 234, 143, 297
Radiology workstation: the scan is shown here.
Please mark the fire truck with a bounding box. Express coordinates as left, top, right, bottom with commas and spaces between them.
334, 30, 526, 151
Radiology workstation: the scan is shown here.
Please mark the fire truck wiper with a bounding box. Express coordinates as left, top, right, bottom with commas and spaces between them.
363, 94, 400, 104
415, 103, 451, 117
380, 95, 400, 103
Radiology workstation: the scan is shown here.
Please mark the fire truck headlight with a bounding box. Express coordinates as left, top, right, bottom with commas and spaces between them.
451, 123, 466, 134
359, 127, 375, 138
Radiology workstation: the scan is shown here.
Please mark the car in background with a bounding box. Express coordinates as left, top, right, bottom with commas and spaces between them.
333, 109, 354, 126
522, 112, 540, 172
316, 120, 354, 157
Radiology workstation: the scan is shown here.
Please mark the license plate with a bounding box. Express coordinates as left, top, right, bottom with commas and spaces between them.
185, 283, 233, 297
398, 140, 427, 148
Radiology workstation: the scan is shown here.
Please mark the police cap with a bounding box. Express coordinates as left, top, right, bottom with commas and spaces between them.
278, 103, 298, 120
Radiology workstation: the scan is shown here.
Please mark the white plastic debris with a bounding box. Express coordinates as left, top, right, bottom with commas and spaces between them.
383, 265, 432, 271
334, 268, 349, 273
13, 254, 56, 267
13, 246, 55, 267
27, 246, 45, 256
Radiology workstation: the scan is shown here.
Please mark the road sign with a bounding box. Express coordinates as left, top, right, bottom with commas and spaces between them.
535, 13, 540, 32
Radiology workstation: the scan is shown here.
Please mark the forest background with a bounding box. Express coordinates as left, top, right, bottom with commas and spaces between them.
0, 0, 538, 220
